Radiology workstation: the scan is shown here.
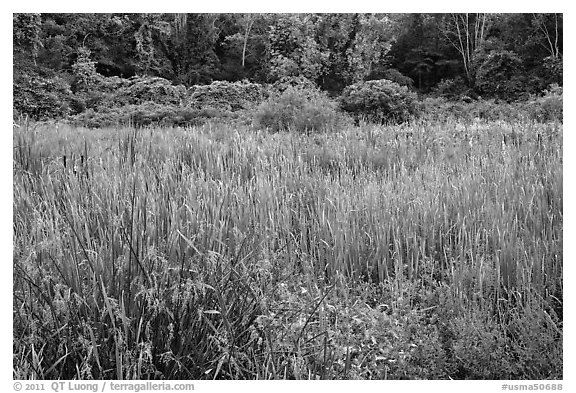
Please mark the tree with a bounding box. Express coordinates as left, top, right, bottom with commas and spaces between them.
441, 13, 491, 86
71, 46, 100, 90
13, 13, 42, 66
13, 12, 563, 101
266, 14, 396, 92
267, 14, 327, 82
133, 14, 172, 75
218, 13, 271, 82
532, 13, 561, 60
386, 14, 460, 91
344, 14, 395, 83
165, 13, 221, 85
476, 50, 526, 100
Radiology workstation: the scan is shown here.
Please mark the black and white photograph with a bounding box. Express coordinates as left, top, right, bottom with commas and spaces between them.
11, 8, 565, 387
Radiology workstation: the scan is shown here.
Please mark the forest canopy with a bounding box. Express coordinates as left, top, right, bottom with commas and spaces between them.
13, 13, 563, 122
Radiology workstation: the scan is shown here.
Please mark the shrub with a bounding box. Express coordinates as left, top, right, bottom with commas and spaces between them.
98, 76, 131, 93
525, 84, 563, 122
476, 50, 526, 101
420, 96, 526, 122
254, 87, 346, 133
68, 102, 233, 128
377, 68, 414, 87
188, 80, 268, 112
111, 76, 188, 107
13, 69, 73, 120
49, 74, 186, 115
269, 75, 319, 96
68, 96, 87, 115
420, 96, 471, 122
71, 47, 101, 92
340, 79, 419, 124
542, 56, 563, 87
419, 92, 563, 124
175, 107, 232, 125
431, 76, 475, 100
129, 101, 178, 126
73, 89, 109, 111
68, 102, 175, 128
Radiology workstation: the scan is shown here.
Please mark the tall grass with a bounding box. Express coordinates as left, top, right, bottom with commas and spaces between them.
13, 119, 562, 379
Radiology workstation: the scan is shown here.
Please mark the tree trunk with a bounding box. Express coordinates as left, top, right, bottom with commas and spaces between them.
242, 18, 254, 68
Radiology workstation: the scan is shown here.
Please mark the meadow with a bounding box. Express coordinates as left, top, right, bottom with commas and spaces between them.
13, 117, 562, 379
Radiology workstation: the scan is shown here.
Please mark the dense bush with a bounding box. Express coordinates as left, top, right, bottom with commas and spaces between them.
66, 78, 270, 128
65, 76, 130, 112
67, 96, 87, 115
269, 75, 319, 96
431, 76, 475, 100
70, 47, 101, 92
525, 84, 563, 122
420, 87, 563, 123
420, 96, 530, 122
254, 87, 346, 133
376, 68, 414, 87
476, 50, 526, 101
13, 69, 73, 120
340, 79, 419, 124
420, 97, 470, 122
68, 102, 232, 128
109, 76, 188, 107
188, 80, 268, 111
97, 76, 132, 94
14, 73, 186, 120
542, 56, 563, 87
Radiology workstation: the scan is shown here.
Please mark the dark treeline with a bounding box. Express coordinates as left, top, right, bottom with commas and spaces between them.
14, 13, 562, 99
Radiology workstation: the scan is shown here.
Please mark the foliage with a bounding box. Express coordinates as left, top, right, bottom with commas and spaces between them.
17, 74, 271, 125
13, 13, 563, 102
530, 14, 562, 60
73, 77, 131, 111
67, 95, 87, 114
254, 87, 346, 133
33, 14, 138, 77
268, 15, 327, 81
13, 13, 42, 64
61, 76, 188, 119
133, 14, 172, 75
219, 14, 270, 81
109, 76, 188, 107
373, 68, 414, 87
269, 75, 319, 96
542, 56, 563, 86
164, 13, 222, 85
71, 47, 101, 91
526, 84, 563, 122
476, 50, 526, 101
387, 14, 460, 91
344, 14, 395, 83
340, 79, 419, 124
431, 76, 475, 100
420, 88, 563, 123
266, 14, 396, 91
440, 13, 492, 85
13, 68, 73, 120
188, 80, 268, 111
68, 102, 232, 128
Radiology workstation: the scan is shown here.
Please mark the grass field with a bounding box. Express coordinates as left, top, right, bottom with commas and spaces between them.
13, 118, 562, 379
